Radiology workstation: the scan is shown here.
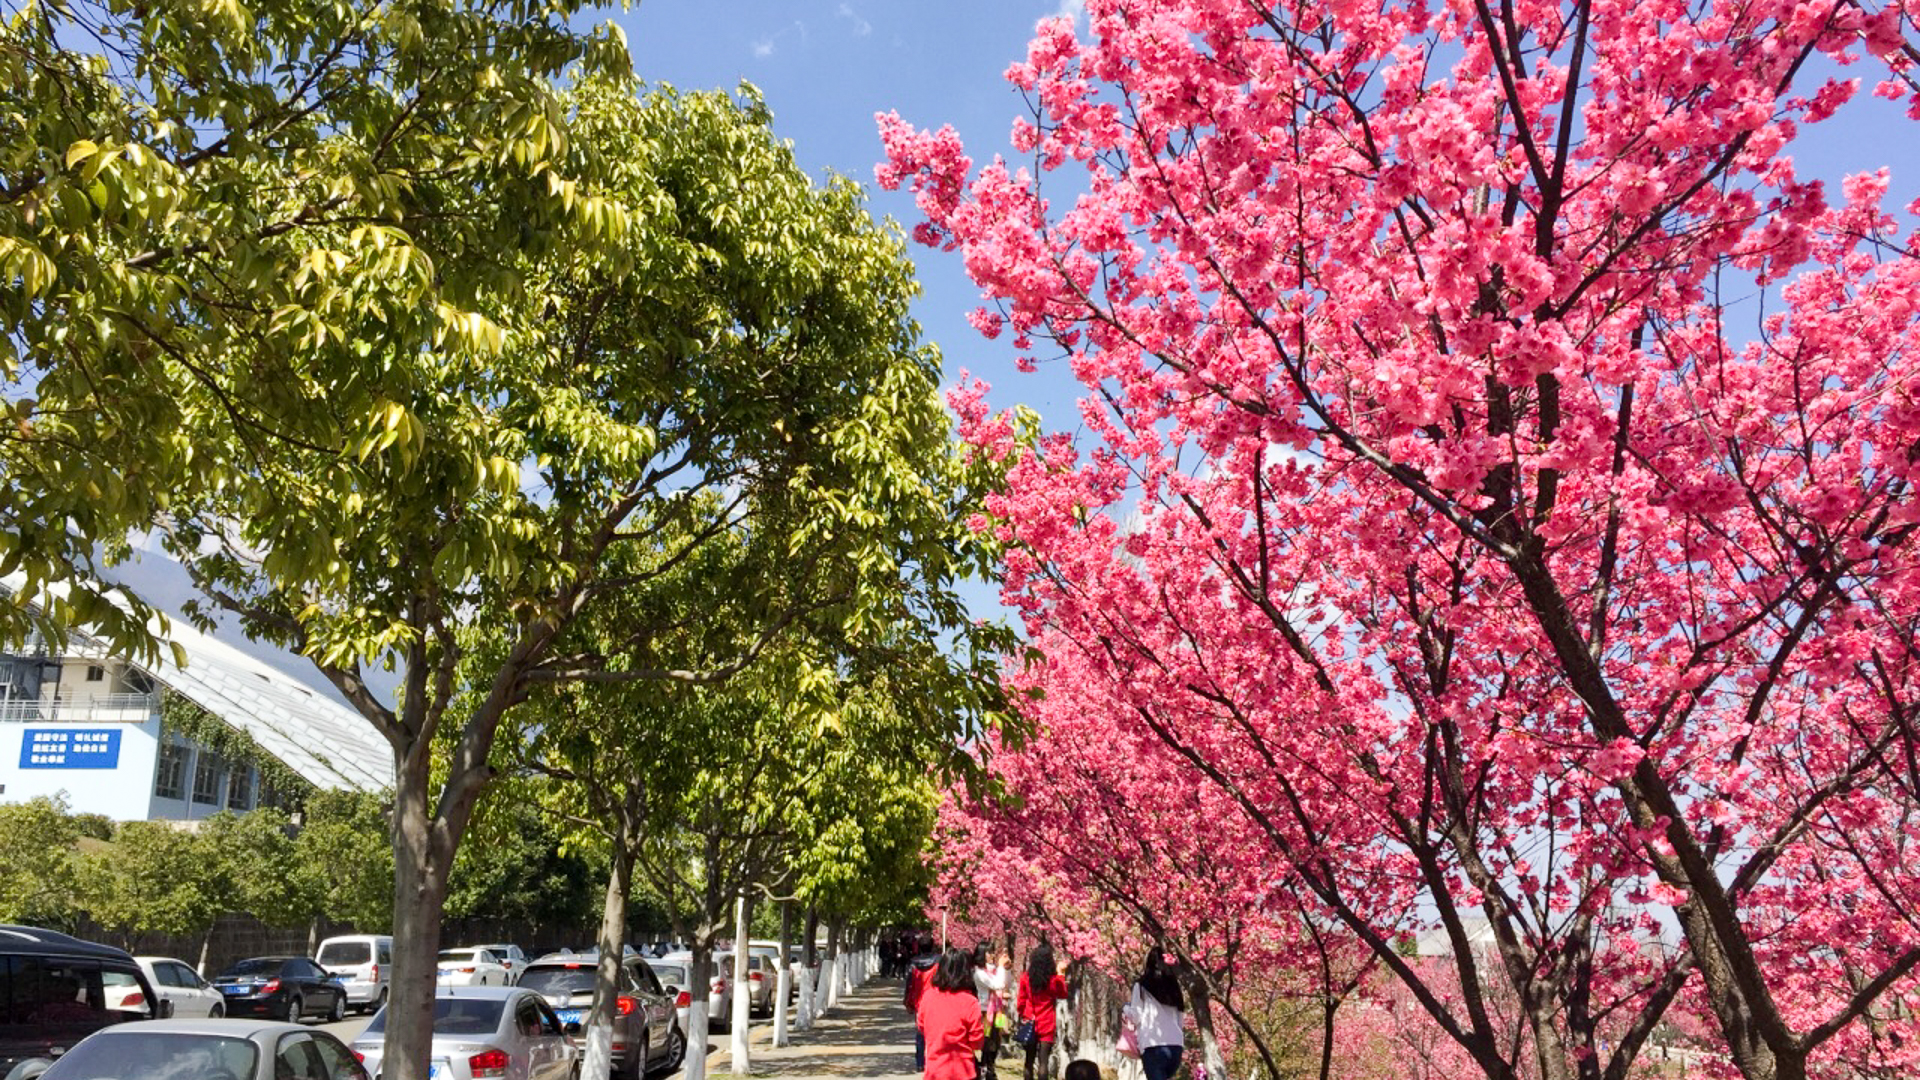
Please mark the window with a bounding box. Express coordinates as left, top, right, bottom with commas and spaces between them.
226, 766, 253, 811
514, 997, 543, 1038
85, 665, 104, 682
376, 940, 391, 965
307, 1033, 366, 1080
190, 752, 222, 805
154, 743, 189, 801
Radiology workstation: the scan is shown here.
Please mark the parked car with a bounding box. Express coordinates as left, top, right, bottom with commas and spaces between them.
436, 948, 511, 987
133, 956, 226, 1018
211, 957, 348, 1023
640, 960, 694, 1043
353, 987, 575, 1080
517, 952, 679, 1077
650, 951, 729, 1031
36, 1019, 366, 1080
0, 925, 157, 1078
315, 935, 392, 1015
467, 944, 529, 983
738, 954, 777, 1017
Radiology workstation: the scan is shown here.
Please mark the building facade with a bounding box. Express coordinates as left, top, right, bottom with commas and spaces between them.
0, 580, 391, 819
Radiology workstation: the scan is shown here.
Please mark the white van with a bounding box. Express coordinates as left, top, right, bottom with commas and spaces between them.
315, 934, 393, 1014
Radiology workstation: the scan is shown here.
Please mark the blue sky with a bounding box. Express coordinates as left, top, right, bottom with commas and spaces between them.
621, 0, 1091, 425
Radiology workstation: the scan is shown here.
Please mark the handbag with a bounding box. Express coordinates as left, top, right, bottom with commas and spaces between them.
1117, 1024, 1140, 1058
1013, 1020, 1037, 1046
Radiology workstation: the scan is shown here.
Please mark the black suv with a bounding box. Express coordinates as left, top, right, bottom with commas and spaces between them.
0, 925, 158, 1077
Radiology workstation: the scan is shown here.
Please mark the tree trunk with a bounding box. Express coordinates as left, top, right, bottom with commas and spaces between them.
1178, 967, 1229, 1080
803, 906, 819, 968
773, 901, 794, 1047
307, 917, 320, 956
584, 841, 633, 1080
685, 941, 715, 1080
730, 894, 751, 1073
817, 919, 841, 1015
384, 760, 460, 1080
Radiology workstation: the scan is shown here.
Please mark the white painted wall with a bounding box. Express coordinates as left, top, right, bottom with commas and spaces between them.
0, 715, 162, 820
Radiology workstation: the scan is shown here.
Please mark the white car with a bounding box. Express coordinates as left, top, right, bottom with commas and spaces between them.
655, 950, 730, 1031
354, 987, 575, 1080
470, 943, 530, 983
438, 947, 512, 987
133, 956, 227, 1018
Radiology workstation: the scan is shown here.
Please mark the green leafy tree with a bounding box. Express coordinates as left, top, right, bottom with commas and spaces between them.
7, 0, 992, 1070
291, 789, 395, 933
76, 821, 216, 950
0, 795, 83, 929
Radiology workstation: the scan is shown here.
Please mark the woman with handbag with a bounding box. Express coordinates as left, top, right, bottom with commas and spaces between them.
1121, 952, 1186, 1080
920, 949, 986, 1080
972, 943, 1011, 1080
1016, 943, 1068, 1080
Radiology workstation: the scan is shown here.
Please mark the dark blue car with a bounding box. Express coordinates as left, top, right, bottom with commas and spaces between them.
210, 956, 347, 1023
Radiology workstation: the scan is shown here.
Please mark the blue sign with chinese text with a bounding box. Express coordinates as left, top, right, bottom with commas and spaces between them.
19, 728, 121, 769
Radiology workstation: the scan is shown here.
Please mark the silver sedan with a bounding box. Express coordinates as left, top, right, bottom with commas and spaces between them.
353, 987, 577, 1080
35, 1019, 367, 1080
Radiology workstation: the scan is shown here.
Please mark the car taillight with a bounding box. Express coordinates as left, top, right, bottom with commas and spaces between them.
369, 963, 379, 982
118, 990, 145, 1009
457, 967, 476, 973
675, 991, 690, 1010
750, 972, 764, 983
616, 996, 636, 1017
351, 1050, 366, 1064
262, 979, 281, 994
469, 1050, 510, 1079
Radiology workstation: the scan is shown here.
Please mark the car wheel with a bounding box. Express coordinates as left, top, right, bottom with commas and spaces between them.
328, 994, 345, 1023
210, 1003, 225, 1019
665, 1026, 686, 1071
287, 995, 303, 1022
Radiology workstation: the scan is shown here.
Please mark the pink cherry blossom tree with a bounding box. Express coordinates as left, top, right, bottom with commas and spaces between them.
883, 2, 1920, 1079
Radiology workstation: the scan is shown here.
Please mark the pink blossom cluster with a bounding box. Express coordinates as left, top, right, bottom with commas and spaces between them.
890, 1, 1920, 1078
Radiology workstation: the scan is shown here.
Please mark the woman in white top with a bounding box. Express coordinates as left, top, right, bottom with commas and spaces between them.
1122, 952, 1185, 1080
971, 943, 1010, 1079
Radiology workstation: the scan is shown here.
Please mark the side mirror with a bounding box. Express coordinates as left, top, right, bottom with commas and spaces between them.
564, 1022, 583, 1036
159, 1000, 175, 1019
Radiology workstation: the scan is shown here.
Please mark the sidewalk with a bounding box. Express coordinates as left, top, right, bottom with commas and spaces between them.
727, 977, 920, 1080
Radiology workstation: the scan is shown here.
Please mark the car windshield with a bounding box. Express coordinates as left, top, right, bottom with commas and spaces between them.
518, 967, 595, 998
364, 997, 506, 1036
438, 950, 479, 962
41, 1031, 258, 1080
221, 958, 283, 977
318, 942, 370, 967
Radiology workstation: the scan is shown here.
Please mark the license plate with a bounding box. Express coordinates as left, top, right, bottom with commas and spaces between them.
558, 1008, 584, 1024
427, 1060, 451, 1080
220, 986, 247, 995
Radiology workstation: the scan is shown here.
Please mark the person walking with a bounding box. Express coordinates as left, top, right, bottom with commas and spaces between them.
1017, 943, 1068, 1080
918, 949, 984, 1080
906, 942, 942, 1071
972, 943, 1011, 1080
1122, 952, 1186, 1080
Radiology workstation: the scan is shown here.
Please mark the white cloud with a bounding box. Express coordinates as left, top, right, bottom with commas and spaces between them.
1054, 0, 1086, 26
752, 37, 777, 58
836, 1, 872, 36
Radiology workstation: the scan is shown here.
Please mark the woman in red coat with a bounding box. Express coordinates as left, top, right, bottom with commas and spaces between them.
918, 949, 984, 1080
1017, 943, 1069, 1080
